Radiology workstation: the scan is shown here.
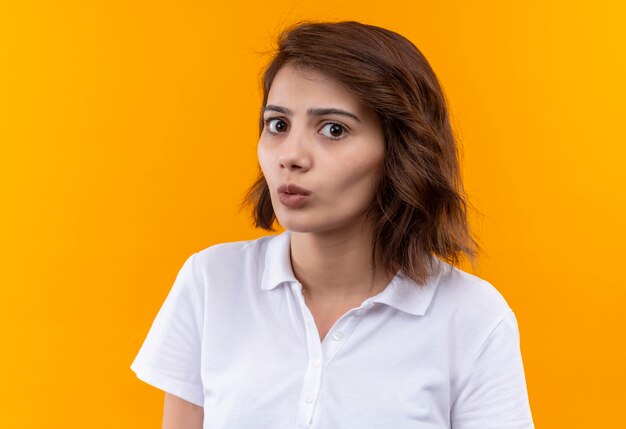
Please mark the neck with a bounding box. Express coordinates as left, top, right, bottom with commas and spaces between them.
288, 218, 393, 301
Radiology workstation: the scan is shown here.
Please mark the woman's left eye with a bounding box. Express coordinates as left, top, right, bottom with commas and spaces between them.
320, 122, 348, 140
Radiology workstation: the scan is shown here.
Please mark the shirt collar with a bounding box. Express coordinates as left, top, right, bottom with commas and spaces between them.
261, 230, 300, 290
372, 267, 442, 316
261, 230, 443, 317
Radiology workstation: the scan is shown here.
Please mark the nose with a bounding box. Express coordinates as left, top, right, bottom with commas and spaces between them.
278, 127, 312, 172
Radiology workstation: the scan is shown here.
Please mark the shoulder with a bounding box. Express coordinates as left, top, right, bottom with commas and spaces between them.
188, 234, 276, 277
430, 259, 513, 333
436, 261, 511, 312
429, 261, 520, 378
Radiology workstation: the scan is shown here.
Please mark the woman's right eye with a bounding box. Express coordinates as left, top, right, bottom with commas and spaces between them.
264, 118, 288, 134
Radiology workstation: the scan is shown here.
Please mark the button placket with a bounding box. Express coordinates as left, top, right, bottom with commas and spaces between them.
291, 283, 325, 428
321, 306, 368, 367
291, 284, 375, 428
331, 330, 345, 341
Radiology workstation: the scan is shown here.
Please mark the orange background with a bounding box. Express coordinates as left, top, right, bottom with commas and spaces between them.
1, 1, 624, 427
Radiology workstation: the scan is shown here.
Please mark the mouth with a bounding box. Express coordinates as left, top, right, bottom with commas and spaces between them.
277, 184, 312, 208
277, 184, 312, 196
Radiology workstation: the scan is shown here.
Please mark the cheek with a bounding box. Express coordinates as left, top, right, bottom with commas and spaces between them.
257, 143, 272, 178
332, 148, 384, 193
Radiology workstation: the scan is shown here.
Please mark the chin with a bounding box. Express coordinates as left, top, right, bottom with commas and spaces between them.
274, 212, 318, 232
276, 214, 351, 235
276, 218, 319, 233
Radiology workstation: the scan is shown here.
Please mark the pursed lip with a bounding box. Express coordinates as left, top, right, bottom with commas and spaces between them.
278, 183, 312, 196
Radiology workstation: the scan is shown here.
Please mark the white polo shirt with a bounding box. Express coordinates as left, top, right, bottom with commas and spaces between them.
130, 230, 534, 428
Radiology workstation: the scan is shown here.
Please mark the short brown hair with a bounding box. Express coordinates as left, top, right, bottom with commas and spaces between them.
241, 20, 481, 287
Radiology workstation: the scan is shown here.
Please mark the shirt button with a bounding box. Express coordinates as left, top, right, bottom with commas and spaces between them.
331, 331, 344, 341
312, 357, 322, 368
306, 395, 315, 403
355, 309, 365, 316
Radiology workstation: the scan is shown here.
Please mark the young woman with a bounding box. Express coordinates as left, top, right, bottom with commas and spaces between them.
131, 20, 535, 429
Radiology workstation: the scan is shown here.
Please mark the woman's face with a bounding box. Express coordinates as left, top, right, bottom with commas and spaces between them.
258, 64, 385, 234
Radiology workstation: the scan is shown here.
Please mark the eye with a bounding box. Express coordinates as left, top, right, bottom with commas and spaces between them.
264, 118, 288, 134
320, 122, 348, 140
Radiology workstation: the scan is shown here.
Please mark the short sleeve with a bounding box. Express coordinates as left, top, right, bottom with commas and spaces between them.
451, 310, 534, 429
130, 253, 204, 407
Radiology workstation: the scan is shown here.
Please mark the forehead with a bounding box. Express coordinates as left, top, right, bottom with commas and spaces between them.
267, 64, 364, 111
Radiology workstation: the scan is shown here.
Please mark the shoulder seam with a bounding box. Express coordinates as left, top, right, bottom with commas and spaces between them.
450, 308, 514, 410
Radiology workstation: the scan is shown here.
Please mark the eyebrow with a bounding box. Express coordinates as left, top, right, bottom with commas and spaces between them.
263, 105, 362, 123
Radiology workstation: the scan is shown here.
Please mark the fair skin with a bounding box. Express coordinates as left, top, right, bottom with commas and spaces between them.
258, 64, 395, 341
162, 393, 203, 428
